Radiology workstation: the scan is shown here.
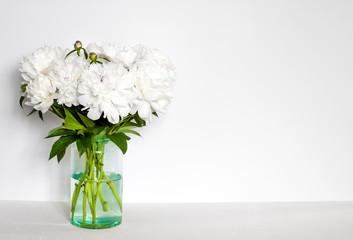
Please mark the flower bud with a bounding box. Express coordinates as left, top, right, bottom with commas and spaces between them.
74, 41, 82, 50
89, 52, 97, 62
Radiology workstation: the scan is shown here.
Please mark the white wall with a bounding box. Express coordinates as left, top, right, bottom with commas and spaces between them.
0, 0, 352, 202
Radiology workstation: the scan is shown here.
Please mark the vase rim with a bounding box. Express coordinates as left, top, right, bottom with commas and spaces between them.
94, 137, 110, 142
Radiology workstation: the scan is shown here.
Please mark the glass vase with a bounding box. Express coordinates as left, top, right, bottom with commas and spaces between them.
70, 138, 123, 229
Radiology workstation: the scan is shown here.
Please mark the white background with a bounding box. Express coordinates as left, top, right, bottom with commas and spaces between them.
0, 0, 352, 203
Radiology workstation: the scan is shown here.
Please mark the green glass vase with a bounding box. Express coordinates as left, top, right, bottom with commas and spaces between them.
70, 138, 123, 229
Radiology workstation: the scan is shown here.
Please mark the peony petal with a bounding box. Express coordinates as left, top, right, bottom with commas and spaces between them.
87, 107, 101, 120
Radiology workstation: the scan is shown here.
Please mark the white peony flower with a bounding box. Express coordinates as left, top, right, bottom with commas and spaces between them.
47, 54, 88, 107
86, 43, 104, 56
78, 63, 136, 124
130, 48, 176, 122
19, 46, 64, 84
19, 46, 64, 112
25, 75, 57, 113
101, 42, 139, 67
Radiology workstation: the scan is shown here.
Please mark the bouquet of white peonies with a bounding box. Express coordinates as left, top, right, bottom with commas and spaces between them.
18, 41, 175, 228
19, 41, 175, 158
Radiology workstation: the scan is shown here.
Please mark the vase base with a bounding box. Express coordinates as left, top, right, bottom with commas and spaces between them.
71, 217, 122, 229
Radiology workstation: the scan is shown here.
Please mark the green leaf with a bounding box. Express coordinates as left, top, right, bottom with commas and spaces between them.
38, 111, 43, 121
49, 135, 77, 160
80, 134, 92, 148
108, 133, 128, 154
64, 108, 86, 130
77, 129, 86, 136
109, 122, 138, 134
99, 56, 110, 62
65, 49, 76, 59
108, 125, 119, 135
88, 126, 106, 136
152, 112, 158, 117
21, 84, 27, 92
119, 125, 137, 131
118, 129, 142, 137
57, 148, 66, 163
46, 127, 76, 138
82, 48, 88, 59
51, 105, 65, 119
77, 112, 95, 128
19, 96, 25, 108
123, 121, 139, 127
134, 114, 146, 127
76, 139, 86, 157
53, 100, 61, 107
27, 109, 37, 116
96, 60, 103, 64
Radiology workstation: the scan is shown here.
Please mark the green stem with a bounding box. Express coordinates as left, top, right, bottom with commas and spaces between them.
82, 184, 87, 225
99, 192, 108, 211
96, 141, 109, 211
71, 139, 123, 225
101, 170, 122, 211
71, 158, 89, 220
106, 181, 122, 211
90, 143, 97, 224
94, 182, 103, 209
86, 180, 93, 214
98, 141, 122, 212
91, 182, 96, 224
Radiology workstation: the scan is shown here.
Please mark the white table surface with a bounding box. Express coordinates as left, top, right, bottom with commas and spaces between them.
1, 201, 353, 240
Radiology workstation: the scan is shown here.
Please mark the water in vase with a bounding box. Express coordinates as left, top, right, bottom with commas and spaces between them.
70, 172, 123, 229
